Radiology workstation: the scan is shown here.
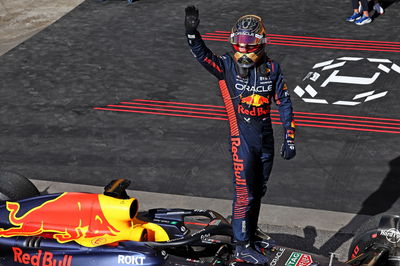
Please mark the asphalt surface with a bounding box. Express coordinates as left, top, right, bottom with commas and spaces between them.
1, 0, 400, 261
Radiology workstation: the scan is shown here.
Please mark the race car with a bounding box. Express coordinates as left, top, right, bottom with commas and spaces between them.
0, 170, 399, 266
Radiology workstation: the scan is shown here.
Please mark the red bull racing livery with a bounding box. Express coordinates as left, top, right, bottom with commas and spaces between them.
0, 193, 122, 246
0, 177, 397, 265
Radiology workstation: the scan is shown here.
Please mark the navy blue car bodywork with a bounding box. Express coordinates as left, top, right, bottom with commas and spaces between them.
0, 180, 394, 266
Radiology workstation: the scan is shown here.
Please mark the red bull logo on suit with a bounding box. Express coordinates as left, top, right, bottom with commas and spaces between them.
239, 94, 270, 116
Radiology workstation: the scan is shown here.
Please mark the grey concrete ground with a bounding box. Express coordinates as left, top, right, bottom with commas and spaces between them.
0, 0, 85, 55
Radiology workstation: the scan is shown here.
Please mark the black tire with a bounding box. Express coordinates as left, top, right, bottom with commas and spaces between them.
0, 170, 40, 202
348, 213, 400, 265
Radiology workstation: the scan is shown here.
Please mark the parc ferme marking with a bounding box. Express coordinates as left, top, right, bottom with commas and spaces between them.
295, 57, 400, 106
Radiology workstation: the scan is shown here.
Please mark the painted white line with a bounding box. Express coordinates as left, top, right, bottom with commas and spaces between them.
322, 61, 346, 71
378, 64, 391, 73
337, 57, 363, 61
365, 91, 388, 102
353, 90, 375, 100
305, 85, 318, 97
367, 58, 392, 63
30, 179, 364, 233
313, 60, 334, 69
332, 101, 361, 106
391, 63, 400, 74
321, 70, 381, 87
302, 98, 329, 104
294, 86, 306, 97
310, 72, 321, 82
302, 72, 313, 81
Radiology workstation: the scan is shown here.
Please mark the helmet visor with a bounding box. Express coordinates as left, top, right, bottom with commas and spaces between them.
232, 44, 261, 53
230, 32, 264, 45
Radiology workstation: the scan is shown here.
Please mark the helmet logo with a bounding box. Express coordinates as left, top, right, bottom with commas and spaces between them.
238, 17, 259, 31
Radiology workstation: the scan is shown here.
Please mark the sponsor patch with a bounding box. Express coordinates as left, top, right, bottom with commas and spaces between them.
380, 228, 400, 243
270, 247, 285, 266
118, 255, 145, 265
12, 247, 72, 266
285, 252, 313, 266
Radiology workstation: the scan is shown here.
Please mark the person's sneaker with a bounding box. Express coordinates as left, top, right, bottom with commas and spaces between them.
235, 244, 269, 265
355, 15, 372, 25
373, 3, 384, 15
346, 12, 362, 22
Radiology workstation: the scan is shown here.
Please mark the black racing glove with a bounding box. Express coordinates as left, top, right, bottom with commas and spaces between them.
280, 125, 296, 160
185, 5, 200, 34
281, 138, 296, 160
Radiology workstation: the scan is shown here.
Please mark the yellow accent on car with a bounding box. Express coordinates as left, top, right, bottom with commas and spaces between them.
73, 195, 170, 247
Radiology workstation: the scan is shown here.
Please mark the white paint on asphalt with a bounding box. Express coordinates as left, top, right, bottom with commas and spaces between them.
332, 100, 361, 106
321, 61, 346, 71
305, 85, 318, 97
378, 64, 391, 73
353, 90, 375, 100
294, 86, 306, 97
337, 57, 363, 61
364, 91, 388, 102
391, 63, 400, 74
367, 58, 392, 63
313, 60, 334, 69
302, 98, 329, 104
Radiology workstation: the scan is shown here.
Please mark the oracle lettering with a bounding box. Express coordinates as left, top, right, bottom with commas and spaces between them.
235, 83, 272, 92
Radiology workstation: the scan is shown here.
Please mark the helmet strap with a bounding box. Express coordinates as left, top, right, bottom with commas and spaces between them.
232, 57, 250, 78
237, 66, 249, 78
257, 56, 271, 77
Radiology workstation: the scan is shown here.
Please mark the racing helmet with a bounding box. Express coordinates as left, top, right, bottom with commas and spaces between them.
230, 15, 267, 68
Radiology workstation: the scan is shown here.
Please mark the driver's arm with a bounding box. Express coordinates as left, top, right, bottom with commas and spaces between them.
185, 6, 225, 80
272, 62, 296, 160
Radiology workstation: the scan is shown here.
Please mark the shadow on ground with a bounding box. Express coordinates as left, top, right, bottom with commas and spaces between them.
319, 156, 400, 256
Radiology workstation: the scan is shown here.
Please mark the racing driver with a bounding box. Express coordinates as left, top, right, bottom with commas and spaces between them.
185, 6, 296, 264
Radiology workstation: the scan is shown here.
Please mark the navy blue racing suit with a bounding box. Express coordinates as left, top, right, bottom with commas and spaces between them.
187, 31, 295, 243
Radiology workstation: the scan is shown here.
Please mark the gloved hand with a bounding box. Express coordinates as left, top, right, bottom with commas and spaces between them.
280, 129, 296, 160
185, 6, 200, 34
